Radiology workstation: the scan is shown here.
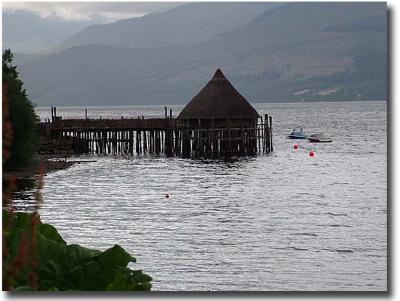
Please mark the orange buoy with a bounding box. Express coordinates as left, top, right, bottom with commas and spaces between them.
293, 144, 299, 150
309, 150, 315, 157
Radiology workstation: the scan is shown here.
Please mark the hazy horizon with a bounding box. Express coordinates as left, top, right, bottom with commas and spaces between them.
3, 2, 183, 53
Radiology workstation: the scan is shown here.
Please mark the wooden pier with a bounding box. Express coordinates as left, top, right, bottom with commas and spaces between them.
39, 69, 274, 159
39, 112, 273, 159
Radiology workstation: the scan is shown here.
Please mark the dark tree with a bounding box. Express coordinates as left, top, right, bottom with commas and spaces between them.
3, 49, 39, 169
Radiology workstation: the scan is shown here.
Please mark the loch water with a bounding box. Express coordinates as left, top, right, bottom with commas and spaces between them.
15, 101, 387, 291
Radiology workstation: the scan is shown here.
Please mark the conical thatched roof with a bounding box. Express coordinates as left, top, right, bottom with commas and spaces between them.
178, 69, 259, 120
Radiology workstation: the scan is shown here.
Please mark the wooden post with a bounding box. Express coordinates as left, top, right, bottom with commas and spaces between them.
151, 130, 155, 154
161, 130, 164, 153
113, 131, 117, 154
153, 130, 156, 154
156, 130, 161, 154
129, 130, 133, 155
136, 131, 139, 154
165, 129, 172, 157
254, 121, 258, 154
211, 119, 216, 157
181, 130, 185, 157
164, 130, 168, 156
154, 130, 157, 154
143, 130, 147, 153
265, 114, 269, 153
99, 131, 102, 154
141, 131, 143, 154
149, 130, 152, 154
257, 119, 261, 154
260, 116, 264, 153
269, 116, 273, 152
239, 125, 243, 156
118, 131, 121, 154
174, 130, 179, 156
194, 119, 199, 158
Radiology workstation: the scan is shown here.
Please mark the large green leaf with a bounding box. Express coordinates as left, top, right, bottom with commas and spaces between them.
38, 223, 65, 244
3, 210, 152, 291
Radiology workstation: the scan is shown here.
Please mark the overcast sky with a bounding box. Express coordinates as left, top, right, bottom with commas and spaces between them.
3, 1, 183, 23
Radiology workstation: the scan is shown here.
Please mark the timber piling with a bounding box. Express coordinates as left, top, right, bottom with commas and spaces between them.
38, 111, 273, 159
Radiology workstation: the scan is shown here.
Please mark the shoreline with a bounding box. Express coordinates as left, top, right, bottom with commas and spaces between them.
3, 154, 87, 180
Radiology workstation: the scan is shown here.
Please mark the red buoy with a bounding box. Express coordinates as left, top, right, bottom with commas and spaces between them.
309, 150, 315, 157
293, 144, 299, 150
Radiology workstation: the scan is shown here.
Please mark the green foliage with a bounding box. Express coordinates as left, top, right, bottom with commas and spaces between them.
3, 49, 39, 169
3, 211, 152, 291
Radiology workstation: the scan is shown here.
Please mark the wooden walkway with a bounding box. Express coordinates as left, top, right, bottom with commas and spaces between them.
39, 114, 273, 159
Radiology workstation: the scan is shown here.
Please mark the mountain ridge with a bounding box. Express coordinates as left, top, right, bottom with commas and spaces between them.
15, 2, 387, 106
56, 2, 282, 51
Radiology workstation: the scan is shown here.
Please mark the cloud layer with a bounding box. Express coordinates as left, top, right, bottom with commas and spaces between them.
3, 2, 182, 23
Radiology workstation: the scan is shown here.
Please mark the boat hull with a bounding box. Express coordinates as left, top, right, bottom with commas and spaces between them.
308, 138, 332, 143
288, 135, 308, 139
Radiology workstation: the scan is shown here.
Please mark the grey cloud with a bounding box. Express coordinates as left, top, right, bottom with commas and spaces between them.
3, 2, 182, 23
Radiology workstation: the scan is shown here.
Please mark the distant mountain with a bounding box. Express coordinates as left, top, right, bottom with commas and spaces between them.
2, 11, 93, 54
206, 2, 387, 101
56, 2, 282, 50
16, 2, 387, 106
12, 53, 43, 65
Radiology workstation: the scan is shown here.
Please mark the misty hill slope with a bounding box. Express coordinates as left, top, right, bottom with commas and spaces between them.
204, 2, 387, 101
17, 44, 210, 106
17, 2, 387, 106
2, 11, 93, 54
57, 2, 282, 50
12, 53, 43, 65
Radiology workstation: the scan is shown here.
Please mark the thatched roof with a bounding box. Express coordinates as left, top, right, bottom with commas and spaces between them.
178, 69, 259, 120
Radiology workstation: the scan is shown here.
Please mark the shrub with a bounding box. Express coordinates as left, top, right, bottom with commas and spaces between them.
3, 49, 39, 170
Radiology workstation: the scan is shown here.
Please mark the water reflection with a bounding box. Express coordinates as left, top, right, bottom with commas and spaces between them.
5, 177, 39, 212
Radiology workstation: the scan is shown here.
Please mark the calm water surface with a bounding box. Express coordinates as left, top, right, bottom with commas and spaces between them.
19, 101, 387, 291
